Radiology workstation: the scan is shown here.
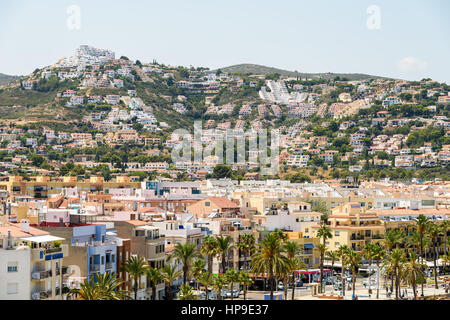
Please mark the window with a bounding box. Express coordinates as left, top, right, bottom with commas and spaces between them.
335, 231, 340, 236
7, 262, 18, 273
7, 283, 18, 295
101, 256, 105, 265
205, 201, 210, 207
335, 242, 340, 247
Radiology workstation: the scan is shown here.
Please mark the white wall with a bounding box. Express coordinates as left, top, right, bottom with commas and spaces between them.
0, 247, 31, 300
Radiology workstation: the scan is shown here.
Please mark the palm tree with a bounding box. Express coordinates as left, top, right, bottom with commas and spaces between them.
325, 250, 340, 277
337, 245, 350, 297
440, 252, 450, 273
371, 244, 385, 299
285, 241, 301, 299
178, 284, 197, 300
346, 249, 362, 297
95, 272, 130, 300
439, 220, 449, 255
212, 274, 227, 300
402, 252, 426, 300
146, 266, 164, 300
192, 258, 206, 290
198, 271, 214, 300
362, 243, 377, 293
238, 271, 253, 300
383, 248, 406, 299
384, 229, 405, 252
251, 232, 289, 300
237, 233, 256, 271
225, 268, 240, 301
384, 229, 405, 292
415, 214, 430, 296
172, 242, 199, 285
287, 257, 305, 300
428, 223, 441, 289
201, 235, 218, 274
317, 224, 332, 293
68, 272, 129, 300
122, 255, 148, 300
161, 263, 182, 300
216, 236, 233, 274
68, 278, 102, 300
406, 231, 422, 254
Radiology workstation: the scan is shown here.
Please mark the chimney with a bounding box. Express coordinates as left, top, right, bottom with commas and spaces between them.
20, 219, 29, 233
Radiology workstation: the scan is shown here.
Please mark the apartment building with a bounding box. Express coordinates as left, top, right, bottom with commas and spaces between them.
0, 221, 68, 300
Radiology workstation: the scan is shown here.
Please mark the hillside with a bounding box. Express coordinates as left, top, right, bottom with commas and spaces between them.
0, 73, 20, 86
217, 63, 390, 81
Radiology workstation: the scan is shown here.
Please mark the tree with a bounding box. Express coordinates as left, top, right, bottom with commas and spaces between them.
224, 268, 240, 301
317, 224, 332, 293
198, 271, 214, 300
212, 274, 227, 300
346, 250, 362, 297
439, 220, 449, 256
216, 236, 233, 274
238, 271, 253, 300
68, 272, 129, 300
172, 242, 199, 285
383, 249, 406, 299
161, 263, 182, 300
200, 235, 218, 274
178, 284, 197, 300
325, 250, 340, 278
237, 233, 256, 271
371, 244, 385, 299
251, 232, 289, 300
427, 223, 441, 289
415, 214, 429, 296
212, 164, 233, 179
192, 258, 206, 290
146, 266, 164, 300
337, 245, 350, 297
402, 252, 426, 300
122, 256, 148, 300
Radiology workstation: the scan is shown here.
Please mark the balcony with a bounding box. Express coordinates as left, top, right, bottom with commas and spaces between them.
32, 270, 52, 280
62, 266, 70, 275
105, 262, 113, 270
31, 289, 52, 300
89, 264, 100, 272
372, 234, 384, 240
350, 235, 364, 241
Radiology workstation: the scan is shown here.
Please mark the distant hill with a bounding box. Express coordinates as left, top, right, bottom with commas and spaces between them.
216, 63, 390, 81
0, 73, 20, 86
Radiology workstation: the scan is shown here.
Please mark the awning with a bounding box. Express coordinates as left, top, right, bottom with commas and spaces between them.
20, 235, 65, 243
304, 243, 315, 249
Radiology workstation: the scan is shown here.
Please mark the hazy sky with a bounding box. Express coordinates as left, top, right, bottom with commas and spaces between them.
1, 0, 449, 82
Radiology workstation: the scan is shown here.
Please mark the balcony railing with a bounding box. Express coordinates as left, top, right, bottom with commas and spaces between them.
350, 235, 364, 240
32, 270, 52, 280
372, 235, 384, 239
89, 264, 100, 272
31, 289, 52, 300
105, 262, 113, 270
44, 247, 62, 254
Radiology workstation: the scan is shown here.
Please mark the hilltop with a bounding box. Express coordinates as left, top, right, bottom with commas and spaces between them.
216, 63, 390, 81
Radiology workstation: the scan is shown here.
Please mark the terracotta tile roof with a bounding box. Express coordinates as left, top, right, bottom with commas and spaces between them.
209, 197, 240, 209
0, 223, 49, 238
125, 220, 152, 226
